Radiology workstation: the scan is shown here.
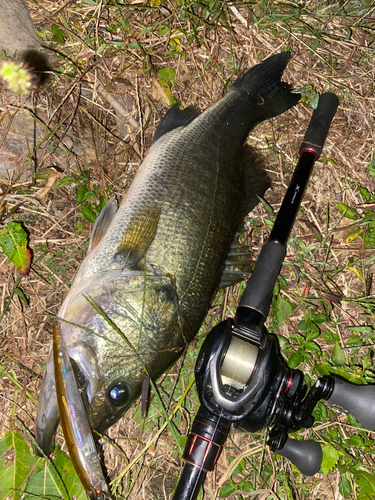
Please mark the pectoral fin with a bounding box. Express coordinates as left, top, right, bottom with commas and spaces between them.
114, 203, 161, 268
88, 197, 118, 253
35, 352, 60, 456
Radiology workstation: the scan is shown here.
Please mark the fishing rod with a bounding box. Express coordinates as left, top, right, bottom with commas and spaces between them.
172, 93, 375, 500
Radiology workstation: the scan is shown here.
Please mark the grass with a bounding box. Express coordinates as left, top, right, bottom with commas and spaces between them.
0, 0, 375, 499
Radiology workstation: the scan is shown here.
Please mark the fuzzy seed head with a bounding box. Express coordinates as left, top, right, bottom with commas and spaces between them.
0, 61, 31, 96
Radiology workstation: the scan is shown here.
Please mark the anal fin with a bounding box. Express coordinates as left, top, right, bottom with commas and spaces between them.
218, 237, 256, 289
240, 144, 271, 216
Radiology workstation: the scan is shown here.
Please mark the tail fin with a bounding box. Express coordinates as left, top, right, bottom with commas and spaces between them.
230, 52, 300, 119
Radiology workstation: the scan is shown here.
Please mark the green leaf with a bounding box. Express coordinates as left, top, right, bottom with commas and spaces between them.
316, 362, 332, 375
271, 294, 297, 330
0, 431, 39, 500
347, 413, 361, 427
348, 326, 373, 336
308, 90, 320, 109
292, 84, 313, 94
51, 24, 66, 45
305, 323, 320, 341
53, 175, 76, 188
219, 482, 236, 498
312, 401, 327, 421
237, 478, 254, 492
358, 186, 371, 202
159, 25, 169, 35
158, 79, 172, 100
81, 205, 96, 223
82, 190, 96, 203
321, 444, 340, 474
349, 435, 364, 447
289, 333, 304, 342
322, 330, 340, 343
345, 335, 362, 346
305, 341, 321, 352
0, 222, 31, 276
288, 349, 304, 369
298, 320, 308, 331
157, 67, 176, 83
353, 470, 375, 500
97, 197, 107, 213
333, 340, 346, 364
366, 158, 375, 178
14, 287, 29, 305
76, 185, 87, 204
108, 40, 126, 47
232, 458, 245, 475
24, 446, 86, 500
313, 313, 326, 324
338, 476, 352, 498
336, 203, 361, 220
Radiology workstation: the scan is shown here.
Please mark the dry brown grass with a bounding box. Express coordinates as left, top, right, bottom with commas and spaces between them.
0, 1, 375, 499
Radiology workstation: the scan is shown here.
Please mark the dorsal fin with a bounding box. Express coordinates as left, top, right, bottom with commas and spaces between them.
152, 103, 201, 143
113, 202, 161, 268
88, 197, 118, 253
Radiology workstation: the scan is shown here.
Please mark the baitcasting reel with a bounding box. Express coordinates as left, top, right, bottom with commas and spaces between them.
172, 93, 375, 500
188, 317, 375, 477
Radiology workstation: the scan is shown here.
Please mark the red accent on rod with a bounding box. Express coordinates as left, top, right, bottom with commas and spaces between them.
299, 148, 319, 159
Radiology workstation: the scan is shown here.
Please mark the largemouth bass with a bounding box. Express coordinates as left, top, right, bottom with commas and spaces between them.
35, 52, 300, 456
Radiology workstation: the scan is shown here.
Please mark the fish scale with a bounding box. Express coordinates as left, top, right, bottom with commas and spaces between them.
35, 53, 301, 463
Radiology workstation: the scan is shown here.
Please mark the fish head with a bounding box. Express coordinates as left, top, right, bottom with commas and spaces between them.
36, 270, 182, 455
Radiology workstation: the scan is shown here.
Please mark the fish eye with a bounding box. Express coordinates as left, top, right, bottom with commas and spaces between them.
108, 382, 128, 406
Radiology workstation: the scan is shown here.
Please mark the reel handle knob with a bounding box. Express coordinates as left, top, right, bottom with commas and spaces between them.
327, 377, 375, 429
277, 437, 322, 476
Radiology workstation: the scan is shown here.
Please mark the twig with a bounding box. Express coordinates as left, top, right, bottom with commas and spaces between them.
97, 83, 139, 131
229, 6, 247, 27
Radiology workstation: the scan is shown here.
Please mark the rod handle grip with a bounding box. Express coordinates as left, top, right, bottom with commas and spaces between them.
299, 93, 339, 159
237, 240, 286, 319
327, 377, 375, 429
277, 437, 322, 476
